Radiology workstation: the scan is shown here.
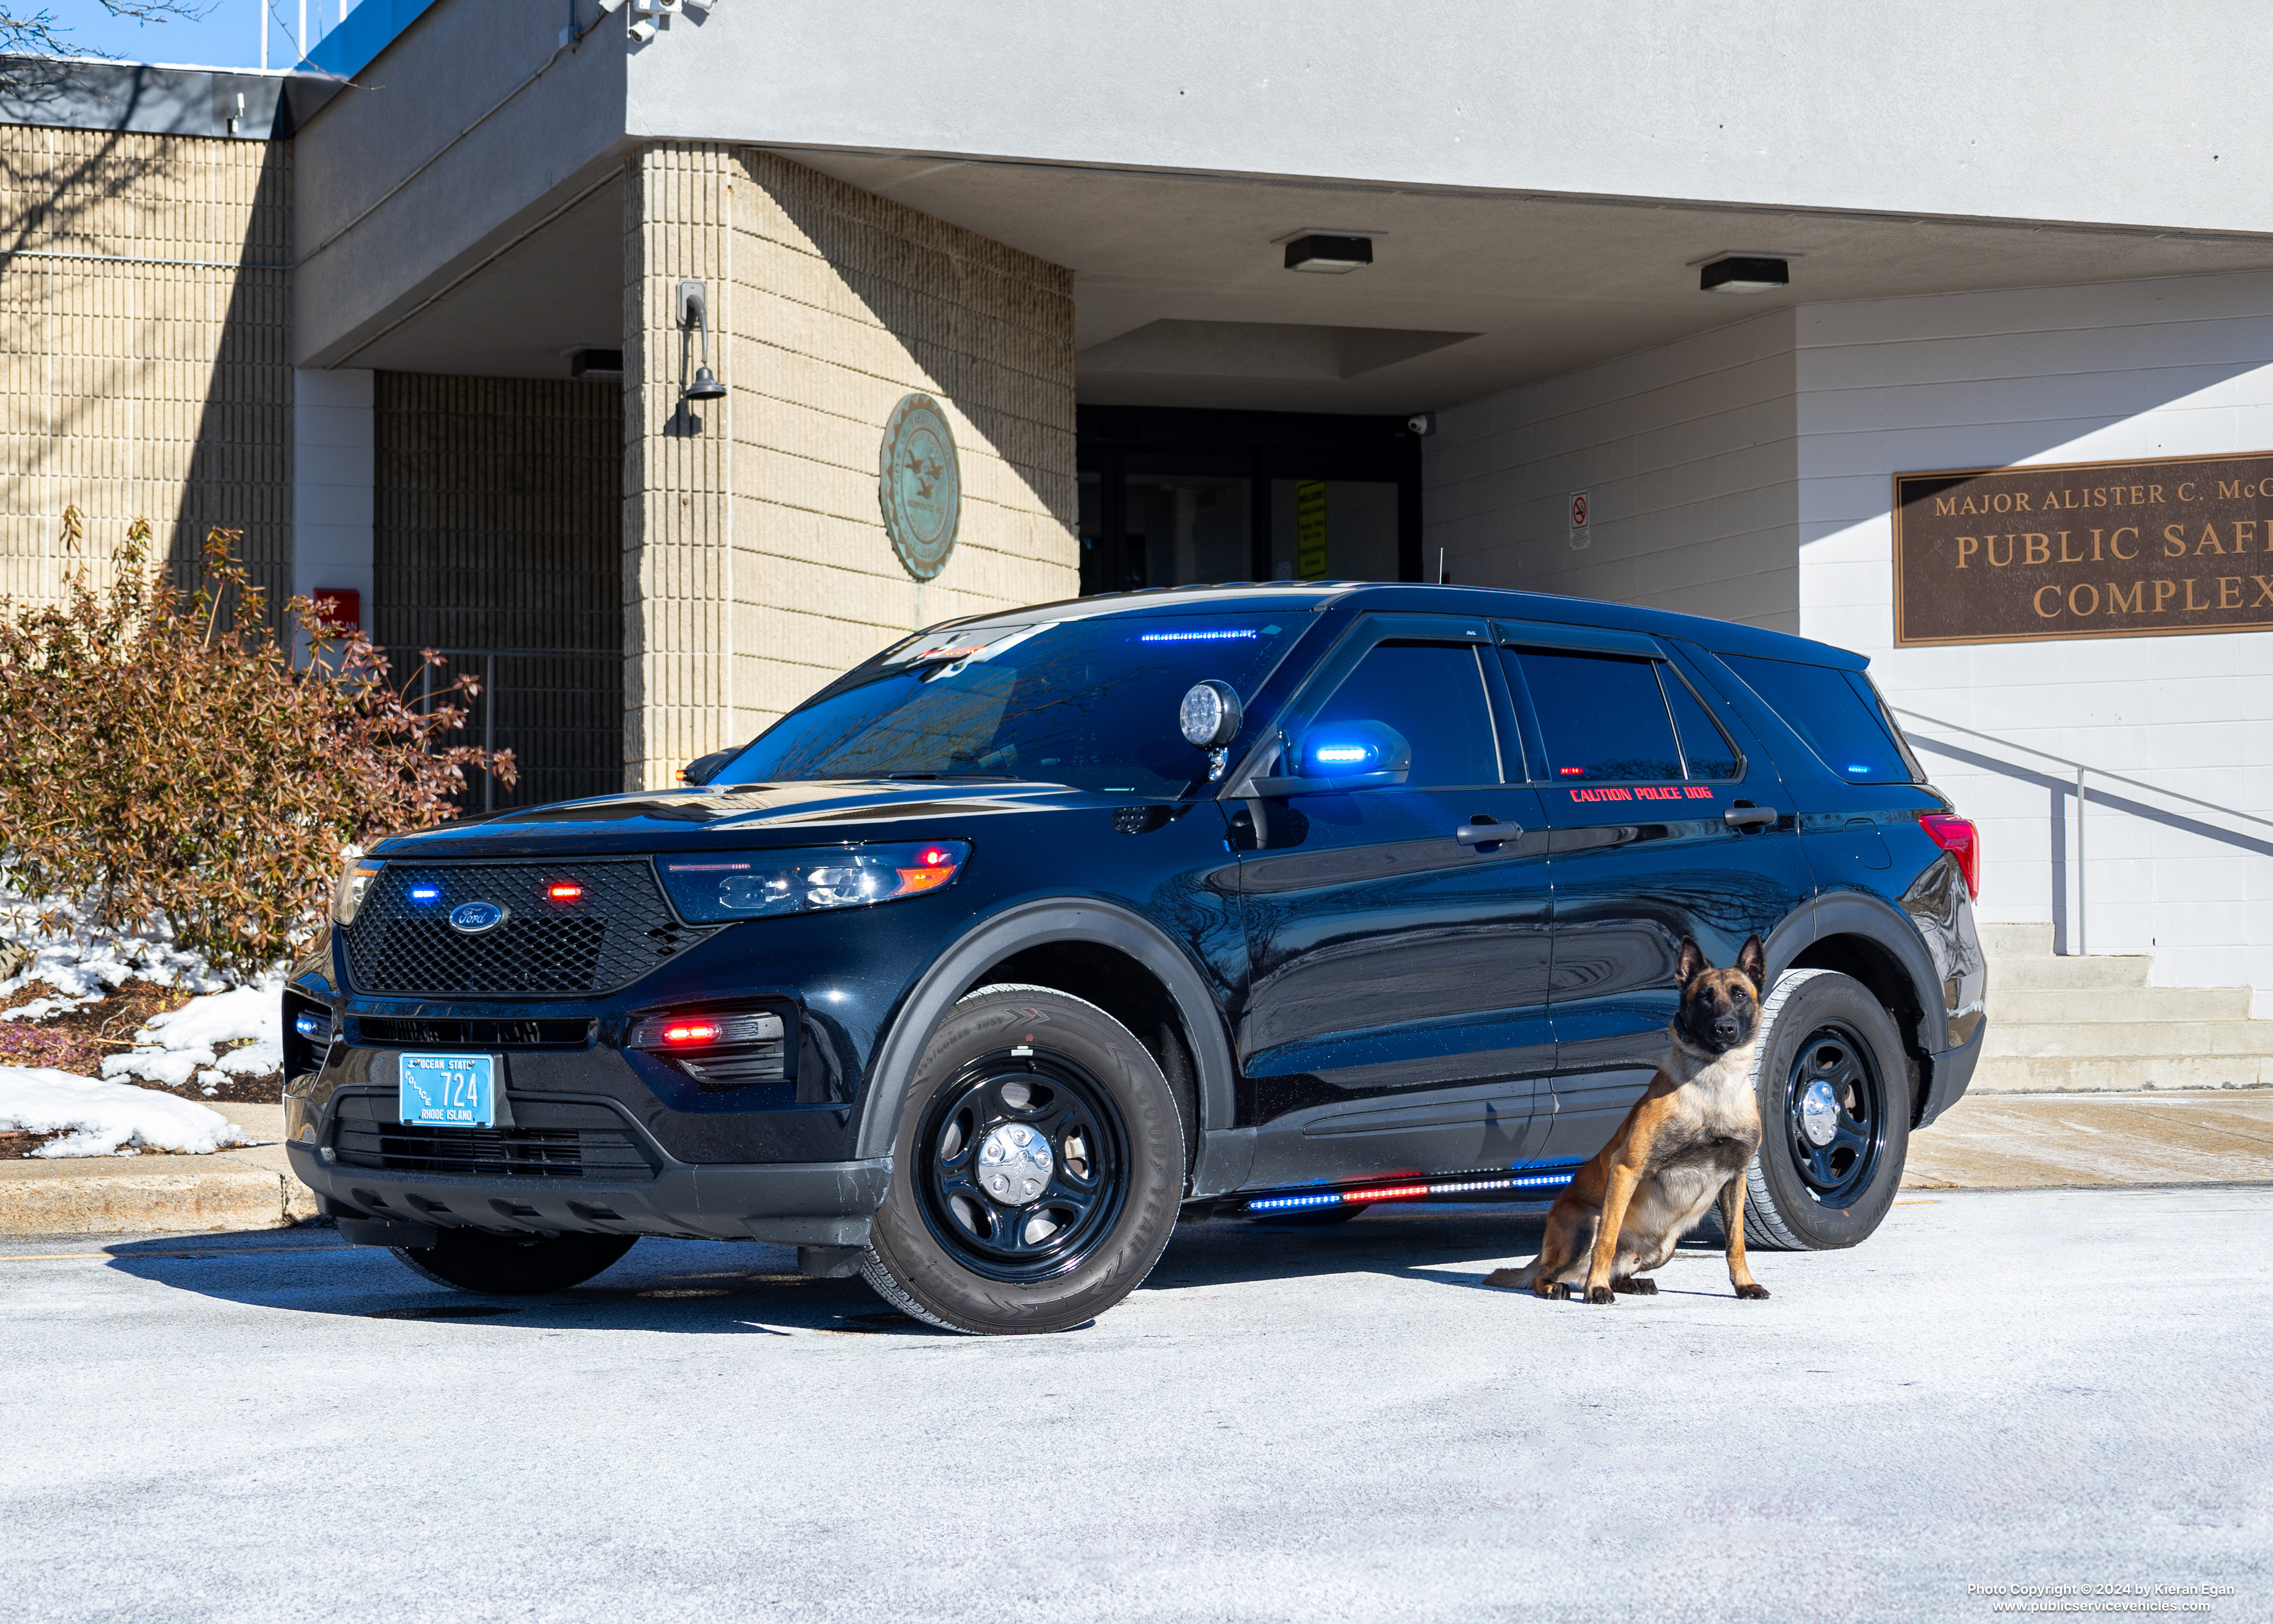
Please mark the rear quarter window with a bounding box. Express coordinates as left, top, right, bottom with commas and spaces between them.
1717, 653, 1921, 784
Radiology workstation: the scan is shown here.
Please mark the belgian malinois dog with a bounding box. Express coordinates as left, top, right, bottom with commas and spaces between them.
1486, 936, 1772, 1303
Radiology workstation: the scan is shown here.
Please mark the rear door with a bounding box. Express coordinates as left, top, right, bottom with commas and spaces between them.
1232, 612, 1553, 1187
1496, 621, 1816, 1162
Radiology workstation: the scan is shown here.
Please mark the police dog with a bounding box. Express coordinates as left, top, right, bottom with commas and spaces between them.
1486, 936, 1771, 1304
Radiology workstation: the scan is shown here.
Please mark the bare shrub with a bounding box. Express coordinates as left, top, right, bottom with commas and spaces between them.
0, 511, 514, 976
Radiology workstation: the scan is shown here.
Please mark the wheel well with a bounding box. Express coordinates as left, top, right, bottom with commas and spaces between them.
967, 942, 1202, 1183
1785, 933, 1930, 1126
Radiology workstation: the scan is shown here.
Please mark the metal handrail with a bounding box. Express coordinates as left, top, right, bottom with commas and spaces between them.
1892, 706, 2273, 957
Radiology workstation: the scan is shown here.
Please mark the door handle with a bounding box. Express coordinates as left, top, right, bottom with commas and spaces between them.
1456, 820, 1522, 848
1724, 803, 1779, 832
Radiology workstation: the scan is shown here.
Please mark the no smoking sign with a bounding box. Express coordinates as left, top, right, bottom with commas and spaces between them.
1569, 489, 1591, 549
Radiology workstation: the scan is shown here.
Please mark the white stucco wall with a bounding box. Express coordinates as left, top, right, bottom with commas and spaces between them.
1426, 270, 2273, 1009
1793, 272, 2273, 1012
1425, 310, 1797, 630
290, 366, 374, 653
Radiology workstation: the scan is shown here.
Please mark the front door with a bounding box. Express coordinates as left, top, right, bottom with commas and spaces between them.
1232, 615, 1554, 1188
1497, 622, 1816, 1164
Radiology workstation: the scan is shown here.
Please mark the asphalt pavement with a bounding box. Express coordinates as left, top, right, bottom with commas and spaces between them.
2, 1188, 2267, 1623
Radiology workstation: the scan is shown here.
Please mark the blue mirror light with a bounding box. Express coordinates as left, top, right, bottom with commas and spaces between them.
1290, 720, 1412, 786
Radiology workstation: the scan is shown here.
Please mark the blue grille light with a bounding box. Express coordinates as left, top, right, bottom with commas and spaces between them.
408, 886, 441, 902
1138, 628, 1259, 643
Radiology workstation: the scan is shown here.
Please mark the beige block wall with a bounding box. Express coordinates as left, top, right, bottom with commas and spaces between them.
623, 143, 1077, 790
0, 125, 293, 617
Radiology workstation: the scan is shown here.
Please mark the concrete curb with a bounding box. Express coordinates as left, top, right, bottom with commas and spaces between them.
0, 1164, 315, 1237
0, 1104, 320, 1238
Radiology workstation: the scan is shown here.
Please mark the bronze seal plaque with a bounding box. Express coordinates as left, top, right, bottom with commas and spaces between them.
879, 393, 961, 581
1893, 449, 2273, 646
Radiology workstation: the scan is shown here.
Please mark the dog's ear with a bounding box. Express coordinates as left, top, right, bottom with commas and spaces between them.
1676, 937, 1706, 988
1736, 934, 1767, 992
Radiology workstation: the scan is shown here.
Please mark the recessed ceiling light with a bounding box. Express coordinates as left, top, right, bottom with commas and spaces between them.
1700, 255, 1789, 294
1284, 234, 1374, 274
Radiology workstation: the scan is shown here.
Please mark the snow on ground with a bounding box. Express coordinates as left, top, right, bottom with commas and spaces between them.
0, 1067, 248, 1156
99, 980, 283, 1090
0, 889, 226, 1020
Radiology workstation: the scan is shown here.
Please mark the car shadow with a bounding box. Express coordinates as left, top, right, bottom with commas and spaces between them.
94, 1202, 1744, 1333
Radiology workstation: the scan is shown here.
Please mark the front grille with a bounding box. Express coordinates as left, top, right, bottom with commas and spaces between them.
331, 1094, 656, 1181
355, 1016, 594, 1049
344, 861, 719, 999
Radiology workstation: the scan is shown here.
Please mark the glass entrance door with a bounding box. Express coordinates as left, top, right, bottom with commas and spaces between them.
1077, 407, 1423, 595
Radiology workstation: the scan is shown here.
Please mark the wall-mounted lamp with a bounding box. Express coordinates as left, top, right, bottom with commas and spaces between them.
677, 279, 727, 405
1699, 255, 1789, 294
1283, 233, 1374, 274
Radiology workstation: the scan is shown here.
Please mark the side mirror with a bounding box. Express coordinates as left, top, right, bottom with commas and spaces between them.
1247, 721, 1412, 795
679, 748, 735, 787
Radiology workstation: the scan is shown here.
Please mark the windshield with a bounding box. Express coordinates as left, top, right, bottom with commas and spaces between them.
718, 613, 1308, 796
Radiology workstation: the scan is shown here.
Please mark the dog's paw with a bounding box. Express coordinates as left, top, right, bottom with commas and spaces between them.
1538, 1282, 1572, 1301
1734, 1282, 1771, 1300
1481, 1267, 1524, 1289
1613, 1277, 1658, 1296
1585, 1285, 1616, 1305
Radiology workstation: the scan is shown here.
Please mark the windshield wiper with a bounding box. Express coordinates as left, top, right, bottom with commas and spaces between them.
884, 772, 1018, 782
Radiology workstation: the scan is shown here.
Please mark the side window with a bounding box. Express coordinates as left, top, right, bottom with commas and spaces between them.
1504, 648, 1683, 782
1664, 671, 1742, 780
1309, 641, 1500, 787
1718, 653, 1920, 784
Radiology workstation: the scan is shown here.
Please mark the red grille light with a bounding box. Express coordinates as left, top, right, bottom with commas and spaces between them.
660, 1020, 722, 1047
546, 882, 583, 902
1920, 813, 1980, 899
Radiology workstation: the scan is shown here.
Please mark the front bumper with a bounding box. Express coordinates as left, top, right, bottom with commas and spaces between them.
291, 1139, 891, 1246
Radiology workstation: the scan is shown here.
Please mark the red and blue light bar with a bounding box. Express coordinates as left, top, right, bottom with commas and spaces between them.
1244, 1162, 1582, 1215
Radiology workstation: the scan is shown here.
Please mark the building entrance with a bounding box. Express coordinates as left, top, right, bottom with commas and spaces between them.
1076, 407, 1424, 595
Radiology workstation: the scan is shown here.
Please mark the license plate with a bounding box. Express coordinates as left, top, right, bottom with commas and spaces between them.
399, 1053, 496, 1129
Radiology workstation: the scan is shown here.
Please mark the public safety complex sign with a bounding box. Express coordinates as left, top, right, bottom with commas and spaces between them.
1893, 451, 2273, 646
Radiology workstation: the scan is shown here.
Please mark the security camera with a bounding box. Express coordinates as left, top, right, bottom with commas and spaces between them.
1406, 413, 1436, 437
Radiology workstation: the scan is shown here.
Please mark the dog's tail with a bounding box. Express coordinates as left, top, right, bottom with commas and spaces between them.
1481, 1257, 1543, 1290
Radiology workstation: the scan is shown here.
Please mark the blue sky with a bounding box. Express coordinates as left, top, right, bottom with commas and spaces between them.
51, 0, 359, 72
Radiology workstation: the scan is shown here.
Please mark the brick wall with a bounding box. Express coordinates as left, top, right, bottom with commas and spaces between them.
0, 124, 292, 617
622, 144, 1078, 790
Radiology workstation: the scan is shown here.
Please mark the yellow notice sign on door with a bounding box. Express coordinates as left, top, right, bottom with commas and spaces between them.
1296, 481, 1329, 579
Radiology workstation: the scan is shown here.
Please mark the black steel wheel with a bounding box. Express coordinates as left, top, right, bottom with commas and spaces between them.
862, 985, 1186, 1334
913, 1048, 1130, 1282
391, 1230, 637, 1294
1783, 1020, 1886, 1205
1744, 970, 1910, 1252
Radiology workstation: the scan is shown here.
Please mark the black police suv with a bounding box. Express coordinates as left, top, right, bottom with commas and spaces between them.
283, 583, 1984, 1333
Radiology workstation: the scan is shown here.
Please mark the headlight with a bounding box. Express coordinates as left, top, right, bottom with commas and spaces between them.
331, 859, 385, 925
655, 842, 969, 923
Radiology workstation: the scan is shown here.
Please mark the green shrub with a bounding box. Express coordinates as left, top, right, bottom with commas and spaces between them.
0, 511, 515, 977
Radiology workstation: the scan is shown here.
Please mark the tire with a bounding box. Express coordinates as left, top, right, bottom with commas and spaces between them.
1743, 968, 1911, 1252
391, 1230, 638, 1295
861, 984, 1186, 1334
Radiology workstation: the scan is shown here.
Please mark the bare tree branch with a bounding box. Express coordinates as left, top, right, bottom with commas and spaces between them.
1, 2, 218, 64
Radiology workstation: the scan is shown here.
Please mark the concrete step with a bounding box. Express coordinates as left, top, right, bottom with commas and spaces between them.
1968, 1056, 2273, 1093
1987, 985, 2254, 1023
1978, 922, 2057, 957
1981, 953, 2153, 990
1985, 1019, 2273, 1060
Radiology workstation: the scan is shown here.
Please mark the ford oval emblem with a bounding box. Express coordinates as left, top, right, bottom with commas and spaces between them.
448, 900, 507, 935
